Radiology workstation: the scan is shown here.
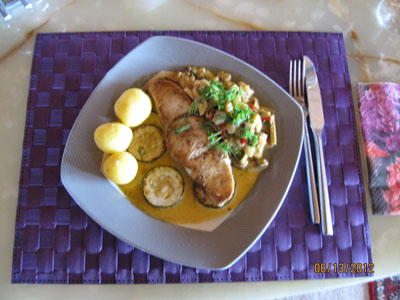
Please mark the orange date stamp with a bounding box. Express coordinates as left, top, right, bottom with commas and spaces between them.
314, 263, 375, 274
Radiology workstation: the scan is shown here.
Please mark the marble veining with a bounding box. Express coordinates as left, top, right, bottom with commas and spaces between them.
1, 0, 399, 85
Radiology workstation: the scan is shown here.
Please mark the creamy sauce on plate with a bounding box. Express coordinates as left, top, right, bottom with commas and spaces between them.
118, 113, 260, 225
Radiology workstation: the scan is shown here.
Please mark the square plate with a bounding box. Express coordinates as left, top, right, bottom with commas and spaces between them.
60, 36, 304, 269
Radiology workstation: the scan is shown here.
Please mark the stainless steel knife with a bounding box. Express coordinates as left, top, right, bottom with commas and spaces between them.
304, 56, 333, 236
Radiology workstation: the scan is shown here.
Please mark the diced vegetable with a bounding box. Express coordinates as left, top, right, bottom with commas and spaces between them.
225, 101, 234, 113
226, 122, 237, 134
175, 66, 277, 169
198, 67, 206, 79
244, 145, 256, 157
246, 158, 269, 171
254, 132, 268, 158
246, 114, 262, 133
142, 166, 184, 207
198, 98, 208, 115
238, 81, 254, 99
217, 71, 232, 84
213, 111, 227, 125
259, 106, 272, 116
267, 114, 277, 147
249, 97, 260, 110
239, 154, 249, 168
253, 114, 262, 133
248, 103, 257, 112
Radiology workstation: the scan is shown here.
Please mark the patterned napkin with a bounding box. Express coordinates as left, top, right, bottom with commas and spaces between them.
357, 82, 400, 215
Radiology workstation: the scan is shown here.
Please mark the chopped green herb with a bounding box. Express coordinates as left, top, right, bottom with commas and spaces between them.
173, 122, 191, 134
230, 103, 254, 126
201, 121, 215, 134
212, 141, 243, 160
230, 145, 243, 159
202, 119, 245, 159
201, 81, 225, 99
201, 81, 226, 110
237, 128, 259, 147
189, 99, 200, 115
200, 81, 242, 111
225, 85, 242, 102
197, 79, 261, 156
207, 130, 223, 147
213, 141, 231, 152
248, 135, 258, 147
137, 146, 145, 160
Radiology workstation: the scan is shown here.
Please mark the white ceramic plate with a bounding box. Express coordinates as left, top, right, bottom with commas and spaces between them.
60, 36, 304, 269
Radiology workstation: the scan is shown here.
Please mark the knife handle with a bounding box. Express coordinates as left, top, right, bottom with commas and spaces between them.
303, 123, 320, 224
315, 133, 333, 235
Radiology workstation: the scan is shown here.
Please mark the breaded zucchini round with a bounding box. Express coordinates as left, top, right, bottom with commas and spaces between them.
142, 166, 184, 207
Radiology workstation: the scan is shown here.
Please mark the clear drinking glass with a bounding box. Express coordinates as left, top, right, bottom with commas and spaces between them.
376, 0, 400, 34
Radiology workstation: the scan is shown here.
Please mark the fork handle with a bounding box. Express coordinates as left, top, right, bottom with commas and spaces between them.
303, 123, 320, 224
315, 132, 333, 235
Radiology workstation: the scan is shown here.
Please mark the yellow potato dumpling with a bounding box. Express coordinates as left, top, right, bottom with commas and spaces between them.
102, 152, 138, 185
94, 122, 133, 153
114, 88, 152, 127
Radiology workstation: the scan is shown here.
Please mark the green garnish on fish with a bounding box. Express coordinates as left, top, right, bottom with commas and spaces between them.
211, 141, 243, 160
137, 146, 145, 160
207, 130, 223, 147
173, 121, 191, 134
189, 98, 200, 115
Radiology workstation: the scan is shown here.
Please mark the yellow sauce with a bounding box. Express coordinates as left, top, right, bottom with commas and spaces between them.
118, 113, 261, 225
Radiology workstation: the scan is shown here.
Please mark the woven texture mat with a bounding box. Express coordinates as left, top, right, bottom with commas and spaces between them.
12, 31, 372, 284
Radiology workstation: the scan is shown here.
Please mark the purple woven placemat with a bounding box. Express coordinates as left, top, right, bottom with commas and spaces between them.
12, 31, 372, 284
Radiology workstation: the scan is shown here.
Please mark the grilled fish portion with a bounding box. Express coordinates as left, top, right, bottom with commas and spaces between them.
167, 116, 235, 206
145, 79, 192, 128
145, 78, 235, 207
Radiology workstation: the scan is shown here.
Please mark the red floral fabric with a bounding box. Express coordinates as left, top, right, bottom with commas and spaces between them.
357, 83, 400, 215
369, 275, 400, 300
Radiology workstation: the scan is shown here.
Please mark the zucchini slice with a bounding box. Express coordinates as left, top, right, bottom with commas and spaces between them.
193, 182, 234, 208
142, 166, 184, 207
128, 124, 165, 162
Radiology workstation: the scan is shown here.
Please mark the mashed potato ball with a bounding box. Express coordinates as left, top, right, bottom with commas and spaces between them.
102, 152, 138, 185
114, 88, 152, 127
94, 122, 133, 153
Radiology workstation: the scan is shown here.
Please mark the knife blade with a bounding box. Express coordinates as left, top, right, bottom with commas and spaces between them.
304, 56, 333, 236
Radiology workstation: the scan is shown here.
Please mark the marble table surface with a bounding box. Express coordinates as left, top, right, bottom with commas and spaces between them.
0, 0, 399, 299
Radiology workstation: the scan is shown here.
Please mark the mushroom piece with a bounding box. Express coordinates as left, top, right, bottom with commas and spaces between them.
246, 158, 269, 171
198, 98, 208, 116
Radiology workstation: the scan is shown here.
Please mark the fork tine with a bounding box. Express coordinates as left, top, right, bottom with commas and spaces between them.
301, 58, 305, 97
298, 58, 305, 97
289, 60, 293, 96
294, 60, 297, 97
296, 59, 302, 98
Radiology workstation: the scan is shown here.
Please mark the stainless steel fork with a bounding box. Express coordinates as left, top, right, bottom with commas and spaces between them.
1, 0, 32, 21
289, 59, 320, 224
